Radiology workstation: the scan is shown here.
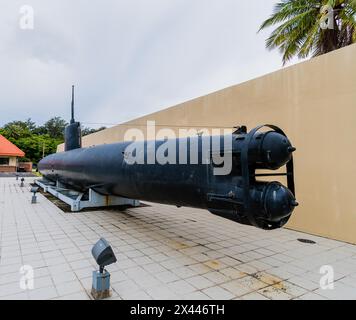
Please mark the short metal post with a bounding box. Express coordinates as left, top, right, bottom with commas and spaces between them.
30, 186, 39, 204
91, 269, 111, 300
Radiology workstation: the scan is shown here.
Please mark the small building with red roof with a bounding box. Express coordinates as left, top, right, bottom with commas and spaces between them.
0, 135, 25, 172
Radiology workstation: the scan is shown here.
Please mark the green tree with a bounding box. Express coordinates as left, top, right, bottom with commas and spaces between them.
1, 119, 35, 140
1, 117, 100, 164
15, 134, 62, 164
259, 0, 356, 64
82, 126, 106, 137
36, 117, 68, 140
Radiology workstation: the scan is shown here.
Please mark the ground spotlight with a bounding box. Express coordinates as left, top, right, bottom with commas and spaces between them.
31, 186, 39, 204
91, 238, 117, 299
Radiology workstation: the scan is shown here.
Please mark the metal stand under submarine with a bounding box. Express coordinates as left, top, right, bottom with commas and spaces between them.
38, 86, 298, 230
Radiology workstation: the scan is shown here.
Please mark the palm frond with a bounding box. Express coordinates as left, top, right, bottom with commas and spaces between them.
259, 0, 320, 31
260, 0, 356, 64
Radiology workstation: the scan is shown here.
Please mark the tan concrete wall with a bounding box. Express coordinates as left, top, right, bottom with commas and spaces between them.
18, 162, 32, 172
58, 44, 356, 244
9, 157, 17, 167
0, 156, 17, 167
0, 157, 17, 172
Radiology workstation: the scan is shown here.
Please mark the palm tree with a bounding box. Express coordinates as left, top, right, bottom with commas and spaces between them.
259, 0, 356, 64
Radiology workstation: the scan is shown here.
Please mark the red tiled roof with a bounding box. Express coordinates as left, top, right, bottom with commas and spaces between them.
0, 135, 25, 157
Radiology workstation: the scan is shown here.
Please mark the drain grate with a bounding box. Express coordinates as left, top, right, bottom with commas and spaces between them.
297, 238, 316, 244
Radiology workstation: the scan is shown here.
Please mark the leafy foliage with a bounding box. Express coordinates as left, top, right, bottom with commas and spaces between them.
34, 117, 68, 140
82, 126, 106, 137
1, 119, 35, 140
259, 0, 356, 64
0, 117, 104, 164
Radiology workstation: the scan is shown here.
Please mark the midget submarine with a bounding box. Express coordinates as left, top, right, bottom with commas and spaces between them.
39, 87, 298, 230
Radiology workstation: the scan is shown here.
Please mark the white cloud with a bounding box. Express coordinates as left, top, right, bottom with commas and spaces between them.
0, 0, 300, 128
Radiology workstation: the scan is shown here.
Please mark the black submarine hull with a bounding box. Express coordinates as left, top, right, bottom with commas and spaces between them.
39, 127, 298, 230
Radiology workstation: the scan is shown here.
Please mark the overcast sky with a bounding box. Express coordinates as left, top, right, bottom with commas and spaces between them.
0, 0, 301, 128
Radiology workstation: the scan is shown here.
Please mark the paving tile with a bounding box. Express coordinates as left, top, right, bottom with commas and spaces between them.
117, 259, 137, 269
288, 276, 320, 291
28, 286, 58, 300
246, 260, 271, 271
171, 266, 197, 278
69, 259, 93, 270
51, 271, 78, 285
49, 263, 71, 275
33, 276, 54, 290
56, 280, 84, 296
234, 263, 260, 275
160, 259, 182, 269
268, 267, 295, 280
111, 279, 140, 296
79, 277, 92, 290
188, 263, 212, 275
22, 253, 43, 262
235, 276, 269, 291
33, 267, 50, 278
124, 266, 149, 279
279, 281, 307, 297
74, 267, 95, 280
0, 272, 21, 286
108, 270, 129, 284
1, 178, 356, 301
142, 263, 166, 274
25, 260, 47, 269
135, 275, 162, 289
315, 283, 356, 300
64, 253, 86, 262
126, 250, 144, 259
241, 292, 270, 300
253, 272, 283, 286
190, 253, 211, 263
186, 275, 214, 290
258, 286, 293, 300
1, 256, 23, 266
145, 285, 182, 300
299, 292, 326, 300
0, 282, 24, 297
220, 267, 247, 280
221, 280, 251, 297
202, 286, 235, 300
168, 280, 196, 295
0, 264, 22, 275
42, 250, 63, 260
339, 276, 356, 288
183, 291, 211, 300
202, 272, 230, 284
1, 292, 29, 300
119, 290, 152, 300
155, 270, 180, 284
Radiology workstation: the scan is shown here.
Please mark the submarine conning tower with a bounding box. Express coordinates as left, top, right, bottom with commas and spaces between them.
64, 85, 82, 152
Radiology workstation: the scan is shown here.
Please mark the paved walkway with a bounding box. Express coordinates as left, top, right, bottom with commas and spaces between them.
1, 177, 356, 300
